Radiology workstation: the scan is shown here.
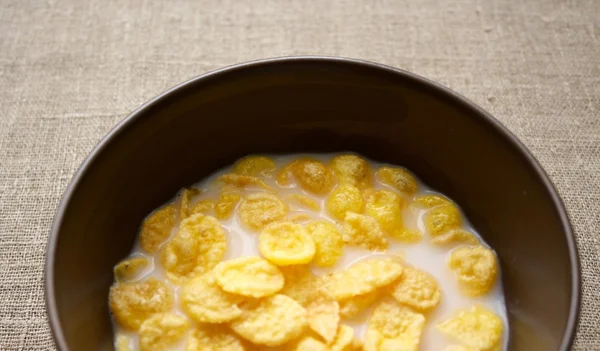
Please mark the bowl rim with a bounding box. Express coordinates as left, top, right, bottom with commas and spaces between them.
44, 55, 581, 350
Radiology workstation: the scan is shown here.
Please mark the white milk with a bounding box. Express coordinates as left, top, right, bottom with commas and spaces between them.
112, 153, 509, 350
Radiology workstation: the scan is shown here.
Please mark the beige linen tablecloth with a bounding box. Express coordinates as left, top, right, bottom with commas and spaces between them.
1, 0, 598, 349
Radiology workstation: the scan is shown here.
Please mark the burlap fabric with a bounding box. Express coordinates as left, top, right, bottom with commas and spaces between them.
1, 0, 598, 349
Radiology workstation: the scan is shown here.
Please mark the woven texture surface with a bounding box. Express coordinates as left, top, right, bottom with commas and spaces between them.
1, 0, 598, 349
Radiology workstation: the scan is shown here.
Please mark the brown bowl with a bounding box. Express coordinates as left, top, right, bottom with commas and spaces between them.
45, 56, 580, 350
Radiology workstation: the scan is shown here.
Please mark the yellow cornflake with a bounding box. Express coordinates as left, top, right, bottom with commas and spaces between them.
258, 221, 316, 266
233, 155, 276, 177
114, 256, 149, 282
179, 188, 202, 219
238, 193, 288, 231
326, 184, 364, 220
214, 256, 284, 298
109, 278, 174, 331
217, 173, 273, 191
180, 271, 243, 323
287, 194, 321, 211
423, 203, 462, 237
215, 193, 241, 220
376, 166, 419, 196
389, 266, 441, 312
139, 204, 176, 254
229, 294, 307, 347
290, 335, 329, 351
306, 220, 344, 267
306, 289, 340, 343
191, 199, 214, 215
449, 246, 498, 296
342, 212, 388, 251
277, 159, 335, 195
437, 306, 503, 350
364, 300, 425, 351
185, 325, 246, 351
412, 194, 452, 208
279, 265, 321, 306
364, 189, 421, 243
431, 229, 480, 246
138, 313, 189, 351
338, 289, 381, 319
161, 213, 227, 283
331, 154, 373, 189
322, 258, 403, 300
330, 324, 359, 351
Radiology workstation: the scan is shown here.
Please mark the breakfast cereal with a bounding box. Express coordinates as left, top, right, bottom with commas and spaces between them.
109, 153, 508, 351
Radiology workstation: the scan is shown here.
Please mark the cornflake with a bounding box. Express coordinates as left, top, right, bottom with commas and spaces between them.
215, 193, 241, 220
114, 257, 149, 282
449, 246, 498, 296
234, 155, 276, 176
326, 184, 364, 220
364, 189, 421, 243
138, 313, 189, 351
322, 258, 403, 300
331, 154, 373, 189
215, 256, 284, 298
229, 294, 307, 347
277, 159, 334, 194
161, 213, 227, 283
306, 220, 344, 267
180, 271, 243, 323
376, 166, 418, 196
109, 278, 174, 330
238, 193, 288, 231
343, 212, 388, 251
437, 306, 503, 350
389, 266, 441, 312
186, 324, 246, 351
258, 221, 316, 266
139, 205, 176, 254
365, 300, 425, 351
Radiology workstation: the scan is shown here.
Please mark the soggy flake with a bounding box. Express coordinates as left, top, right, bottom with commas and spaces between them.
331, 154, 373, 189
161, 213, 227, 283
306, 220, 344, 267
449, 246, 498, 296
238, 193, 288, 231
139, 205, 176, 254
437, 306, 503, 350
109, 278, 174, 330
326, 184, 364, 220
343, 212, 388, 251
